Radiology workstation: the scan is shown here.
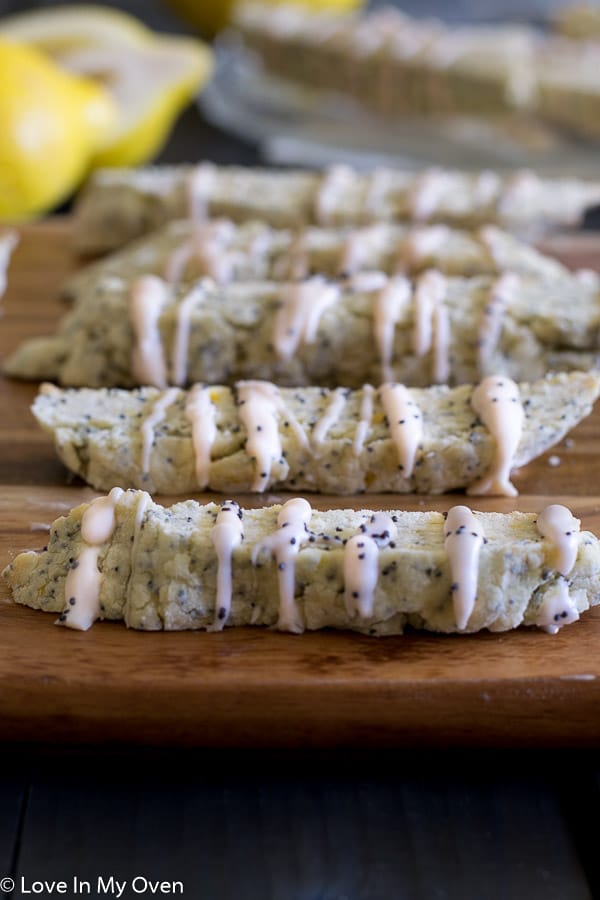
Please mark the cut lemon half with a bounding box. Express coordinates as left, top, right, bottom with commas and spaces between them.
0, 5, 213, 168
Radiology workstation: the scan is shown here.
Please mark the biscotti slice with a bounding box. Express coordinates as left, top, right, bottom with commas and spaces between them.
4, 491, 599, 636
72, 162, 600, 254
61, 218, 571, 304
31, 372, 600, 497
237, 2, 536, 117
5, 271, 600, 388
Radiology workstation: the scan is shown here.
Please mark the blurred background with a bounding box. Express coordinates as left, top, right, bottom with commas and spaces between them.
1, 0, 600, 221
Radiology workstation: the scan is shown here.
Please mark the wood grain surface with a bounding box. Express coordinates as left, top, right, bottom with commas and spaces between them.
2, 220, 600, 749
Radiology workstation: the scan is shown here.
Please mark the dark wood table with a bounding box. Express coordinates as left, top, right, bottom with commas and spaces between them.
2, 2, 600, 898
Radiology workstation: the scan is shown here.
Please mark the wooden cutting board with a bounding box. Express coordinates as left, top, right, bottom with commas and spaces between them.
2, 220, 600, 749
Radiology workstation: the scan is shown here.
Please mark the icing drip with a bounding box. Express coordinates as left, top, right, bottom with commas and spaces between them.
364, 168, 393, 220
140, 388, 179, 476
274, 277, 339, 361
209, 500, 244, 631
253, 498, 312, 632
410, 169, 450, 221
171, 280, 208, 387
533, 580, 580, 635
354, 384, 374, 456
237, 381, 309, 492
338, 225, 386, 275
401, 225, 449, 272
473, 171, 501, 207
444, 505, 485, 631
187, 162, 217, 221
277, 232, 310, 280
314, 164, 354, 225
130, 275, 169, 388
373, 275, 411, 383
468, 376, 524, 497
59, 487, 123, 631
379, 383, 422, 478
498, 169, 538, 217
477, 272, 517, 375
164, 221, 236, 284
344, 513, 395, 619
312, 388, 347, 448
536, 504, 581, 576
412, 270, 450, 383
185, 384, 216, 490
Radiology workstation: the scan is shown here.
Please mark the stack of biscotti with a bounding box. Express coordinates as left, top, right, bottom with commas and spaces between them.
72, 162, 600, 255
61, 219, 575, 303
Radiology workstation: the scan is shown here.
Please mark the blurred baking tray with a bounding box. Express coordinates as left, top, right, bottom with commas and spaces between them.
199, 36, 600, 175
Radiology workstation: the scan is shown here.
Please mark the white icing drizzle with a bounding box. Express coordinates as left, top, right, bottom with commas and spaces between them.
278, 232, 310, 280
253, 498, 312, 632
473, 170, 501, 207
344, 513, 395, 619
498, 169, 538, 217
312, 388, 347, 448
401, 225, 449, 271
533, 580, 580, 635
140, 388, 179, 475
185, 384, 216, 490
373, 275, 411, 383
164, 221, 235, 284
237, 381, 309, 492
444, 505, 485, 631
187, 162, 217, 221
338, 225, 386, 275
476, 272, 517, 375
379, 383, 422, 478
274, 277, 339, 361
468, 376, 524, 497
130, 275, 169, 388
354, 384, 375, 456
412, 270, 450, 383
314, 164, 354, 225
364, 168, 393, 220
171, 280, 208, 387
536, 504, 581, 577
209, 500, 244, 631
59, 487, 123, 631
410, 169, 450, 221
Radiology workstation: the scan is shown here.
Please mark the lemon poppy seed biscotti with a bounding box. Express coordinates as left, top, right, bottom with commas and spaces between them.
31, 372, 600, 497
4, 490, 599, 636
72, 162, 600, 255
5, 270, 600, 389
61, 218, 574, 303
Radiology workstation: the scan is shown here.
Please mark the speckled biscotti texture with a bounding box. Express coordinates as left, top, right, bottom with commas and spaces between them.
72, 162, 600, 255
4, 491, 600, 635
31, 373, 600, 496
61, 219, 571, 304
5, 272, 600, 389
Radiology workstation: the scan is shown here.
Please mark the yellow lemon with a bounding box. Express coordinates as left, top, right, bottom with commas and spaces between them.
0, 39, 116, 221
0, 5, 213, 169
164, 0, 365, 38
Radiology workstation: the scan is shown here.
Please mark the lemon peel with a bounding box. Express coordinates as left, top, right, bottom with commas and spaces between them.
0, 38, 116, 222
